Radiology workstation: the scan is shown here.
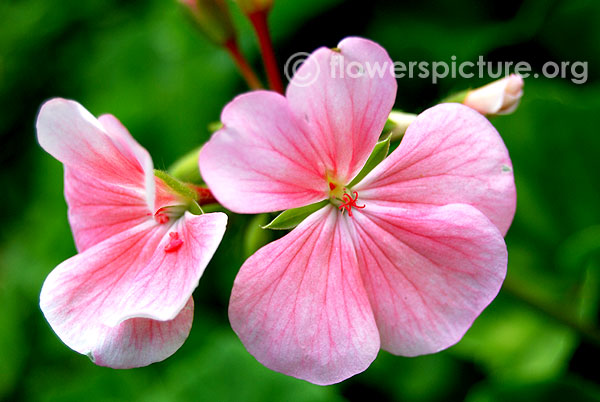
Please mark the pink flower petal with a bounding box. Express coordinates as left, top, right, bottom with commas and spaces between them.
64, 168, 151, 251
40, 212, 227, 367
97, 114, 156, 211
286, 37, 397, 185
229, 206, 379, 385
91, 297, 194, 368
350, 202, 507, 356
199, 91, 330, 213
36, 99, 151, 201
37, 99, 181, 251
355, 103, 516, 235
64, 168, 182, 252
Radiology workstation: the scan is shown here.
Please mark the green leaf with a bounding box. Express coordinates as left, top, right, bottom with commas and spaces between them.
349, 134, 391, 187
262, 200, 329, 230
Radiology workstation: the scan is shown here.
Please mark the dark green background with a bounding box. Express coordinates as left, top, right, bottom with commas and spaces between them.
1, 0, 599, 400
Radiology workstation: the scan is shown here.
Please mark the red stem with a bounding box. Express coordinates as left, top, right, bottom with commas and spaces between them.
224, 39, 263, 90
248, 10, 284, 94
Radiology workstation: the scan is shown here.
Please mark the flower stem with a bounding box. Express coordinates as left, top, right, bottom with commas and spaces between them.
502, 276, 600, 347
248, 10, 284, 94
224, 39, 263, 90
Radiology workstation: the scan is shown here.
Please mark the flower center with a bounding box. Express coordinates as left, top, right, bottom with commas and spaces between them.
338, 191, 365, 217
154, 210, 170, 224
154, 205, 187, 224
328, 177, 366, 217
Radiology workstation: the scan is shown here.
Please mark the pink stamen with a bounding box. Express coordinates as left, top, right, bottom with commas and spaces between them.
338, 191, 365, 217
164, 232, 183, 252
154, 208, 170, 224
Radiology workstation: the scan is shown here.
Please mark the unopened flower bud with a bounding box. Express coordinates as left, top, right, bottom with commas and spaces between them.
463, 74, 524, 115
234, 0, 274, 14
179, 0, 235, 45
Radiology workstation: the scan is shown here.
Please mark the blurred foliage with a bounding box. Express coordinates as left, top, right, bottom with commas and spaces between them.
1, 0, 600, 401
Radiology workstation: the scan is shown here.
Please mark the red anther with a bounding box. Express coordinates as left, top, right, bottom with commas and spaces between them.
164, 232, 184, 252
154, 210, 170, 224
338, 191, 365, 217
329, 182, 336, 191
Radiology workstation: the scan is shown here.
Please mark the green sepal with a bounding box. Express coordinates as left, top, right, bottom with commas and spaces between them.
154, 169, 198, 201
262, 200, 329, 230
188, 200, 204, 215
382, 118, 396, 134
348, 134, 391, 187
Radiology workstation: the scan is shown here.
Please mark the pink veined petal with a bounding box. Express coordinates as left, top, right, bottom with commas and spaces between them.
64, 168, 151, 252
286, 37, 397, 185
91, 297, 194, 369
96, 115, 181, 217
97, 114, 156, 212
37, 99, 183, 250
350, 202, 507, 356
64, 167, 182, 252
229, 205, 380, 385
355, 103, 516, 235
36, 99, 151, 200
40, 211, 227, 366
199, 91, 329, 213
109, 211, 227, 325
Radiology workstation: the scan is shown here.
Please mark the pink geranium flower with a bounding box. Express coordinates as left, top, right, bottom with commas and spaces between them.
199, 37, 516, 384
37, 99, 227, 368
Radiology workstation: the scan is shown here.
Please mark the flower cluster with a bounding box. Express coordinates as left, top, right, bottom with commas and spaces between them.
37, 35, 516, 383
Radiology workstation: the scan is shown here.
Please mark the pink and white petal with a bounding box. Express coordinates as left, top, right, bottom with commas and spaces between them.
108, 211, 227, 325
36, 99, 151, 197
64, 168, 150, 252
286, 37, 397, 184
64, 166, 182, 252
199, 91, 329, 213
91, 297, 194, 368
229, 206, 379, 385
350, 202, 507, 356
40, 212, 227, 356
355, 103, 516, 235
98, 114, 156, 212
